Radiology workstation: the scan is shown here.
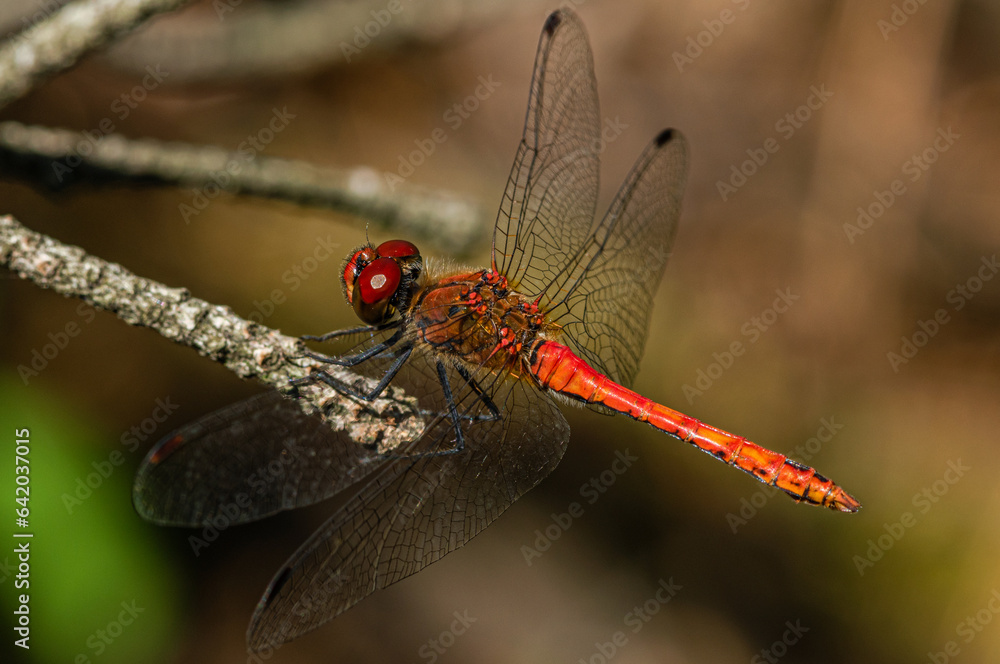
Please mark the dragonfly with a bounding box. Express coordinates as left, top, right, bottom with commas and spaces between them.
133, 8, 860, 651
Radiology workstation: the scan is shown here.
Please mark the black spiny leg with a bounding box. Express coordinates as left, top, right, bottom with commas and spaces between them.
300, 327, 404, 367
301, 320, 400, 343
420, 362, 502, 456
409, 364, 501, 426
437, 360, 466, 454
293, 345, 413, 401
454, 364, 502, 423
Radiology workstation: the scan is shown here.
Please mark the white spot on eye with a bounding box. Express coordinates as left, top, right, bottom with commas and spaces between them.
370, 274, 387, 290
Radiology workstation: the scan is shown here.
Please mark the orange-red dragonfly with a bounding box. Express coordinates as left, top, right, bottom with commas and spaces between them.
133, 8, 860, 651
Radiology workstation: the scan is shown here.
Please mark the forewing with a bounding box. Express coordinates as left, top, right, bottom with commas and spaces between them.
493, 9, 601, 298
246, 358, 570, 650
545, 129, 689, 387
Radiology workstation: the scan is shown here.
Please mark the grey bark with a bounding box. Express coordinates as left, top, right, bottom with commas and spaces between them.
0, 214, 425, 448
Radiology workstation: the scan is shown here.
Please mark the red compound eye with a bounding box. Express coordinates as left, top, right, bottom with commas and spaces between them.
357, 257, 401, 304
376, 239, 419, 258
343, 246, 377, 290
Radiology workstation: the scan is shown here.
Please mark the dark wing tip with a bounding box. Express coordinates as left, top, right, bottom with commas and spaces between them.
654, 128, 676, 147
543, 10, 563, 35
247, 565, 294, 650
261, 566, 293, 610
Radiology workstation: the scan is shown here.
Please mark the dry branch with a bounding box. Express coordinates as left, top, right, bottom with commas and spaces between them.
0, 0, 194, 110
104, 0, 534, 81
0, 214, 424, 448
0, 120, 485, 253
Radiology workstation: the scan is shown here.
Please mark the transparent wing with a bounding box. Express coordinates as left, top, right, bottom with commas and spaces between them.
132, 389, 388, 527
133, 316, 570, 650
492, 9, 601, 298
492, 9, 690, 388
131, 324, 435, 528
246, 356, 569, 650
546, 130, 689, 387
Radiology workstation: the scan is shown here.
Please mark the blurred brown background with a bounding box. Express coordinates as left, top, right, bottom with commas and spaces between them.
2, 0, 999, 662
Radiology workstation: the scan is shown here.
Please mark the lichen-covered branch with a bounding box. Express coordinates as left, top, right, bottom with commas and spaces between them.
0, 121, 485, 254
0, 214, 424, 448
0, 0, 194, 110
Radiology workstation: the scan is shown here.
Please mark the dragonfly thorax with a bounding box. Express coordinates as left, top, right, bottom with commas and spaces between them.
412, 269, 554, 370
341, 239, 423, 325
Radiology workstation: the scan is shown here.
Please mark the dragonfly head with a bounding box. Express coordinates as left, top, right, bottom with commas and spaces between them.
341, 239, 423, 324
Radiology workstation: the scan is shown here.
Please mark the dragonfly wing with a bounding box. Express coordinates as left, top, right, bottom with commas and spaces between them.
493, 8, 601, 297
132, 391, 392, 527
133, 327, 410, 527
544, 129, 689, 387
492, 8, 690, 388
246, 360, 569, 650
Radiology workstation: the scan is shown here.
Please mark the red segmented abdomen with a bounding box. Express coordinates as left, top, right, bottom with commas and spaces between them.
529, 340, 860, 512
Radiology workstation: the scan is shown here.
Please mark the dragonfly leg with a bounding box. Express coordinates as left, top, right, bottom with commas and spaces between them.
292, 345, 413, 401
383, 361, 479, 461
454, 364, 502, 423
301, 320, 399, 342
436, 360, 467, 454
399, 361, 506, 459
410, 364, 502, 424
365, 360, 474, 462
301, 328, 404, 367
